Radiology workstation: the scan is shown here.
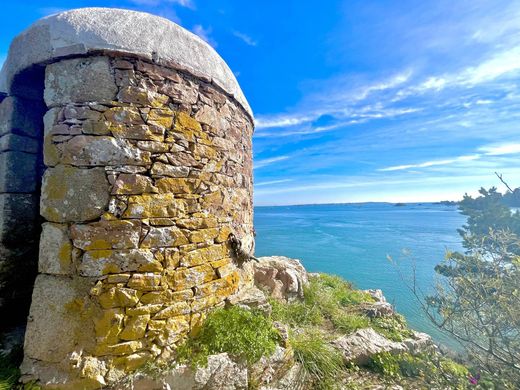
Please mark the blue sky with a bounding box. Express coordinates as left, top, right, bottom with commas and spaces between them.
2, 1, 520, 205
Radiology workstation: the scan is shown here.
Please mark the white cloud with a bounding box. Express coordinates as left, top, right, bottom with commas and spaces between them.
255, 179, 293, 186
379, 154, 481, 172
479, 142, 520, 156
192, 25, 217, 47
255, 115, 314, 129
254, 156, 290, 169
232, 31, 257, 46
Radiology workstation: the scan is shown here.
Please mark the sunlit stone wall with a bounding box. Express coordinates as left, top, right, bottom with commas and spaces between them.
20, 53, 254, 387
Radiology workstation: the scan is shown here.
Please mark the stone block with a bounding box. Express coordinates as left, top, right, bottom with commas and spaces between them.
52, 135, 151, 166
38, 222, 72, 275
0, 96, 45, 137
24, 275, 90, 363
40, 165, 110, 222
0, 151, 39, 192
70, 220, 141, 250
0, 134, 39, 153
80, 249, 157, 276
140, 226, 189, 248
44, 57, 118, 106
0, 193, 39, 245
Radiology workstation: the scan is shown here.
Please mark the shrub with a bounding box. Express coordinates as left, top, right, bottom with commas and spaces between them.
290, 328, 344, 390
177, 306, 279, 366
369, 352, 470, 389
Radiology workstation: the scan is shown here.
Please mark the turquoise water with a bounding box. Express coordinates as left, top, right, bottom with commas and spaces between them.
254, 202, 466, 348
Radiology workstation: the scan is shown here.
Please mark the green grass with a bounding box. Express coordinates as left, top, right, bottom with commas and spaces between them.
370, 314, 414, 342
177, 306, 280, 366
369, 351, 471, 389
0, 346, 40, 390
290, 328, 344, 390
330, 312, 370, 334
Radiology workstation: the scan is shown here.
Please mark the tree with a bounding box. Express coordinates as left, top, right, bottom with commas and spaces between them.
425, 187, 520, 388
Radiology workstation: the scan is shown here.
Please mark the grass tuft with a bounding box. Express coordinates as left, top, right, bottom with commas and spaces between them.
290, 328, 344, 390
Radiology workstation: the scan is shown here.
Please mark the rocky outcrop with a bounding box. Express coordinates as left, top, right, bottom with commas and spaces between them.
253, 256, 308, 301
361, 289, 395, 318
333, 328, 434, 365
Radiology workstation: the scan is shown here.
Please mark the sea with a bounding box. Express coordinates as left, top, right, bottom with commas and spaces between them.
254, 202, 466, 349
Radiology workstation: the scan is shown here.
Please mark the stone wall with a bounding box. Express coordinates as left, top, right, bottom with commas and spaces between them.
0, 68, 46, 330
17, 54, 254, 388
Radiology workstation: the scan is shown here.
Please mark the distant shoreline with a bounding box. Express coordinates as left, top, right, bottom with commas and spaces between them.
255, 201, 460, 208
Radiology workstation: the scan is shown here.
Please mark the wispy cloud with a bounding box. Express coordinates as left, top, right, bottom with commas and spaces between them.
232, 31, 257, 46
479, 142, 520, 156
255, 179, 293, 186
379, 155, 481, 172
192, 25, 217, 47
254, 156, 290, 169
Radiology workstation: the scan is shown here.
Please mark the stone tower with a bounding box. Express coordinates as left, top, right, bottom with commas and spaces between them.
0, 8, 254, 388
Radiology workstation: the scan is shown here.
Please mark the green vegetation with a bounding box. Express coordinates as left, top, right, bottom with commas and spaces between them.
371, 314, 414, 342
177, 306, 279, 366
426, 186, 520, 387
369, 351, 470, 388
290, 328, 343, 390
0, 346, 40, 390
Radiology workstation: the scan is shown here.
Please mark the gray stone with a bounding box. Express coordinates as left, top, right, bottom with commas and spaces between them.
0, 134, 39, 153
0, 8, 252, 118
0, 96, 45, 137
0, 193, 39, 245
24, 275, 89, 363
0, 151, 39, 192
254, 256, 308, 301
40, 165, 110, 222
53, 135, 151, 166
333, 328, 407, 365
44, 56, 117, 106
38, 222, 72, 275
79, 249, 156, 276
150, 162, 189, 177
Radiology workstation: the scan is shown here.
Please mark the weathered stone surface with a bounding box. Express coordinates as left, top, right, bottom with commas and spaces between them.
98, 287, 140, 309
24, 275, 90, 362
0, 8, 252, 116
180, 244, 228, 268
44, 57, 117, 106
53, 135, 151, 166
150, 162, 189, 178
0, 96, 45, 137
0, 193, 39, 245
123, 194, 186, 218
333, 328, 407, 365
170, 264, 216, 290
80, 249, 157, 276
0, 134, 39, 153
119, 314, 150, 340
71, 220, 141, 250
140, 226, 189, 248
40, 165, 110, 222
0, 151, 38, 192
254, 256, 308, 301
38, 223, 72, 275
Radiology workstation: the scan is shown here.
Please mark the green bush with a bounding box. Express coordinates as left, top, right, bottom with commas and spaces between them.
177, 306, 279, 366
369, 352, 471, 389
290, 328, 344, 390
0, 351, 19, 390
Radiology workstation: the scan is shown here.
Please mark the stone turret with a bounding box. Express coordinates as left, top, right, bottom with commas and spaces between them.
0, 8, 254, 388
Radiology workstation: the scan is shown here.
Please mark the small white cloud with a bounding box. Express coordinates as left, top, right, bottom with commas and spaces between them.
254, 156, 290, 169
379, 154, 481, 172
192, 24, 217, 47
255, 115, 314, 130
232, 31, 257, 46
255, 179, 293, 186
479, 143, 520, 156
